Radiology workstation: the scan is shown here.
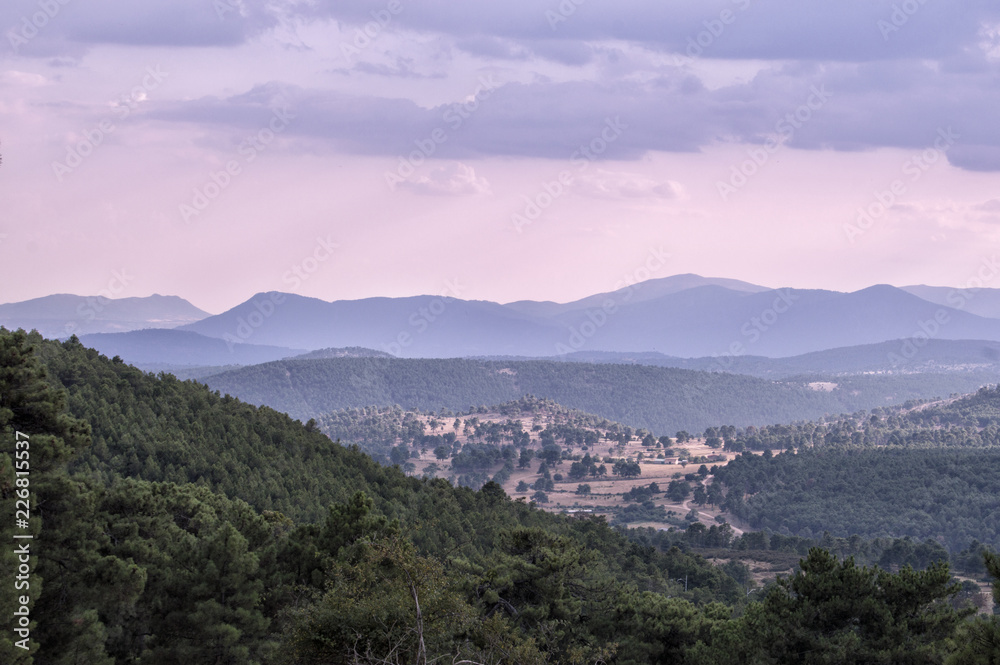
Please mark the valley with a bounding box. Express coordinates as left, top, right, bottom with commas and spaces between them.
3, 278, 1000, 664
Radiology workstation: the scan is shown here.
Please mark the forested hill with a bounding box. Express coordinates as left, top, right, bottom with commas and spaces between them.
706, 386, 1000, 551
200, 356, 995, 434
4, 330, 1000, 663
1, 330, 747, 663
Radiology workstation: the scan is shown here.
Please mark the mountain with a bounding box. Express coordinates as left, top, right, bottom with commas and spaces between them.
504, 273, 770, 318
0, 293, 210, 337
198, 356, 997, 434
548, 284, 1000, 358
15, 277, 1000, 367
902, 284, 1000, 319
288, 346, 395, 360
175, 279, 1000, 360
6, 328, 754, 663
549, 338, 1000, 377
78, 329, 305, 369
179, 291, 568, 357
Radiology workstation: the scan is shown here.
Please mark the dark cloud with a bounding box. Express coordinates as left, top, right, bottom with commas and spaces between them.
142, 54, 1000, 171
311, 0, 1000, 62
1, 0, 277, 55
18, 0, 992, 170
6, 0, 998, 62
453, 36, 532, 61
948, 145, 1000, 172
349, 57, 445, 79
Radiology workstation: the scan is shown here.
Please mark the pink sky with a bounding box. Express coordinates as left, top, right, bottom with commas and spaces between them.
1, 1, 999, 313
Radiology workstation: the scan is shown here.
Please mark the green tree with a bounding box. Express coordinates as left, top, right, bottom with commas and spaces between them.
947, 551, 1000, 665
285, 535, 543, 665
1, 331, 91, 663
701, 548, 970, 664
667, 480, 691, 502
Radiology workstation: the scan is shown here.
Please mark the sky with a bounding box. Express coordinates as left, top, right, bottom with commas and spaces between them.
1, 0, 999, 314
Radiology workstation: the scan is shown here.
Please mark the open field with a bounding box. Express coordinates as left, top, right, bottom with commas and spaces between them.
397, 407, 779, 531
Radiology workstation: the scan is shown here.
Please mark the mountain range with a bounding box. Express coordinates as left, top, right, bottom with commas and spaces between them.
5, 275, 1000, 365
175, 278, 1000, 360
0, 293, 210, 337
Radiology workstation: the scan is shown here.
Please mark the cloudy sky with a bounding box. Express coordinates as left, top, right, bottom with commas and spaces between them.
2, 0, 999, 313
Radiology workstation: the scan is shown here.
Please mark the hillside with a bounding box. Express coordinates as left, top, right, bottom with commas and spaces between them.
3, 329, 999, 663
902, 285, 1000, 320
78, 328, 305, 369
288, 346, 395, 359
200, 356, 998, 434
314, 390, 1000, 552
179, 291, 568, 357
0, 293, 210, 337
552, 338, 1000, 377
173, 279, 1000, 359
709, 385, 1000, 550
3, 329, 757, 663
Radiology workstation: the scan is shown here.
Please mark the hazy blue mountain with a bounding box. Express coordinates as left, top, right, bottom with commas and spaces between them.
288, 346, 395, 359
199, 356, 998, 434
550, 284, 1000, 358
504, 273, 769, 318
78, 329, 304, 369
551, 339, 1000, 377
179, 291, 568, 357
0, 293, 210, 337
46, 276, 1000, 364
901, 284, 1000, 319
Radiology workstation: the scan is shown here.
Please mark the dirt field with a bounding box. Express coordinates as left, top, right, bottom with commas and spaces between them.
404, 409, 776, 532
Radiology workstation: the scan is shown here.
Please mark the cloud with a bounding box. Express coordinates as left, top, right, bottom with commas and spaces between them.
947, 145, 1000, 172
574, 169, 684, 200
20, 1, 991, 171
7, 0, 997, 63
0, 0, 279, 56
974, 198, 1000, 212
349, 56, 445, 79
0, 70, 49, 87
309, 0, 1000, 62
140, 57, 1000, 172
396, 162, 491, 196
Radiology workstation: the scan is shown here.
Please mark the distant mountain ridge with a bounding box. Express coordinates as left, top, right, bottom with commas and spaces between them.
177, 278, 1000, 359
289, 346, 394, 360
199, 356, 998, 434
78, 329, 304, 369
901, 285, 1000, 320
549, 338, 1000, 377
0, 293, 210, 337
8, 276, 1000, 363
